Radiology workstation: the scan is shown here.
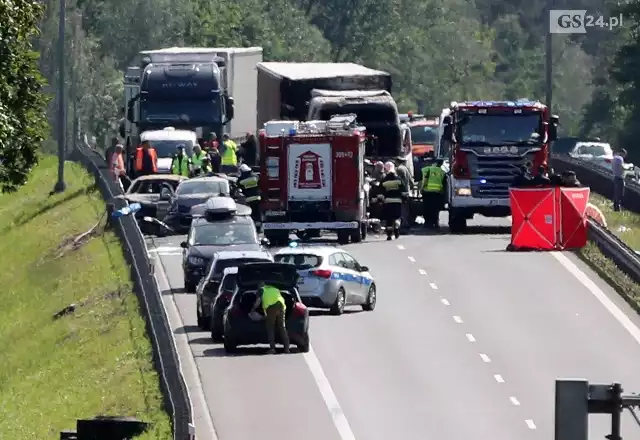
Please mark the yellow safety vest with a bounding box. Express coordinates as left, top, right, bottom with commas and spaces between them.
191, 151, 207, 168
239, 175, 261, 202
422, 165, 444, 192
221, 140, 237, 165
262, 285, 285, 312
171, 155, 190, 176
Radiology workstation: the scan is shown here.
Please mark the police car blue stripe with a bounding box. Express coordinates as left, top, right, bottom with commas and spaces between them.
330, 272, 372, 285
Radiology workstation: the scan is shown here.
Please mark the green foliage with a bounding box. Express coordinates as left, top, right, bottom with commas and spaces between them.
0, 0, 49, 192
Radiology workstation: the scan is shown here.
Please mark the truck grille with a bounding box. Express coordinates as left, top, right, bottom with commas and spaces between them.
467, 153, 537, 198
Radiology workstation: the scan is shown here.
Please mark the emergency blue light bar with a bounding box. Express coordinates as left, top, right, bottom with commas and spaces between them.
288, 241, 299, 248
457, 99, 539, 108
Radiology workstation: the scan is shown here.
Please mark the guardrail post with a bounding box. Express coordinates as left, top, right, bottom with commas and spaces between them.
189, 422, 196, 439
555, 378, 589, 440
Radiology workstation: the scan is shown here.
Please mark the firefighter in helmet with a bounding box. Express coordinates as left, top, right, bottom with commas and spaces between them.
237, 164, 261, 229
379, 161, 408, 240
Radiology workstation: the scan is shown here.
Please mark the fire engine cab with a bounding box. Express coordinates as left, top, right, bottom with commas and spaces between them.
259, 114, 369, 246
437, 99, 558, 232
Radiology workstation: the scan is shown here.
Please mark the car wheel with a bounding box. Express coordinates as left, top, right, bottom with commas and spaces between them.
223, 337, 237, 353
330, 288, 346, 315
297, 333, 310, 353
210, 315, 224, 342
185, 281, 196, 293
196, 302, 209, 330
362, 284, 377, 311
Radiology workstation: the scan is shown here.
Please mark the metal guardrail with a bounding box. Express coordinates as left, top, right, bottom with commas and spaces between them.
550, 155, 640, 309
70, 144, 195, 440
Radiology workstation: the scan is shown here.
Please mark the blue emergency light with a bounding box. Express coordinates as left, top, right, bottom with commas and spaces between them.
289, 240, 299, 248
479, 179, 487, 184
289, 128, 297, 136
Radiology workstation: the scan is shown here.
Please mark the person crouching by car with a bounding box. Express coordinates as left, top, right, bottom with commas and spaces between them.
252, 281, 290, 354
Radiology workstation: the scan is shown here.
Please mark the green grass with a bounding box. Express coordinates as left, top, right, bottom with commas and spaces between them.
588, 192, 640, 250
0, 156, 171, 439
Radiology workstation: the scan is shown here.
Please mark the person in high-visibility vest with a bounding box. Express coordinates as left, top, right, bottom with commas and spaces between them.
190, 144, 208, 176
420, 158, 446, 229
220, 134, 238, 170
237, 164, 261, 228
380, 161, 408, 240
134, 141, 158, 176
170, 145, 190, 177
252, 281, 290, 354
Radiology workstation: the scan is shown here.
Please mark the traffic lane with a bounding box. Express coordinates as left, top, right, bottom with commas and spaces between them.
309, 238, 538, 440
396, 225, 640, 438
152, 244, 343, 440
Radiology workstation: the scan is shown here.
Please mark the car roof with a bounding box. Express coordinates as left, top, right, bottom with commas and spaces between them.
191, 214, 253, 226
132, 174, 187, 182
181, 176, 228, 184
274, 246, 344, 257
214, 250, 272, 260
222, 266, 239, 275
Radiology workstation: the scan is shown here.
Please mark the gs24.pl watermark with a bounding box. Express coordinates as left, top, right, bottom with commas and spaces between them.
550, 10, 624, 33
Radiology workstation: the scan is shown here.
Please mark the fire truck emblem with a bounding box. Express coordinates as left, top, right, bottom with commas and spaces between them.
293, 150, 326, 189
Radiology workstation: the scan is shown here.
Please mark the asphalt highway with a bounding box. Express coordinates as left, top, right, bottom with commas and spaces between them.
147, 215, 640, 440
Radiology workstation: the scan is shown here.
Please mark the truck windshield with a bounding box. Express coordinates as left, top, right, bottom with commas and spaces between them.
140, 99, 220, 126
319, 105, 397, 124
145, 140, 194, 158
410, 125, 437, 144
459, 114, 541, 146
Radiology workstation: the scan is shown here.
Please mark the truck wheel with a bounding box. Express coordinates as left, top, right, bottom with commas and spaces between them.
448, 213, 467, 234
350, 224, 363, 243
337, 230, 350, 245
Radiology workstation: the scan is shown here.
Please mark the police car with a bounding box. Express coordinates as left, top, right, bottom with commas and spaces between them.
273, 244, 376, 315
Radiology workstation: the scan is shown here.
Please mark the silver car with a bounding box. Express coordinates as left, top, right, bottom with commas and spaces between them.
273, 246, 376, 315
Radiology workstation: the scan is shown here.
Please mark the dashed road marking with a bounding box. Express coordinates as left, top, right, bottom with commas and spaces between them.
453, 315, 463, 324
429, 282, 439, 290
525, 419, 537, 429
418, 269, 427, 275
479, 353, 491, 363
408, 256, 416, 263
466, 333, 476, 342
440, 298, 450, 306
397, 244, 405, 250
494, 374, 505, 383
510, 397, 521, 406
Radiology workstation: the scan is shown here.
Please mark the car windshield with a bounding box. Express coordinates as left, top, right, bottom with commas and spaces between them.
177, 180, 229, 196
410, 125, 437, 144
274, 253, 323, 270
575, 143, 611, 157
144, 140, 194, 158
459, 114, 541, 146
192, 221, 257, 246
128, 179, 178, 194
221, 274, 237, 291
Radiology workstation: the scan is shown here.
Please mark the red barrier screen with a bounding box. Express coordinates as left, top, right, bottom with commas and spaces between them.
558, 187, 590, 249
510, 188, 556, 250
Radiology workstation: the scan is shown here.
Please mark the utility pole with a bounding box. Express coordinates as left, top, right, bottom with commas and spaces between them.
53, 0, 66, 193
544, 0, 553, 111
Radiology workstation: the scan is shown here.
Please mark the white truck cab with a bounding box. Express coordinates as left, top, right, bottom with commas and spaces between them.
140, 127, 198, 173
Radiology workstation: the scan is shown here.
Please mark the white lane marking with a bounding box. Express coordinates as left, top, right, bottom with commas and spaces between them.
397, 244, 405, 250
510, 396, 521, 406
153, 244, 218, 439
466, 333, 476, 342
494, 374, 505, 383
552, 252, 640, 345
453, 315, 463, 324
408, 256, 416, 263
303, 348, 357, 440
429, 282, 439, 290
479, 353, 491, 363
440, 298, 450, 306
525, 419, 537, 429
418, 269, 427, 275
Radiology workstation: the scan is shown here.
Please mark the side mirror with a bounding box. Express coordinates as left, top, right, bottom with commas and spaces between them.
359, 265, 369, 272
549, 115, 559, 142
180, 241, 188, 249
224, 95, 235, 123
260, 237, 270, 247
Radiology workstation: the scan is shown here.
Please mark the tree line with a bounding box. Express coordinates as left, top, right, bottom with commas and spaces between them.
0, 0, 639, 191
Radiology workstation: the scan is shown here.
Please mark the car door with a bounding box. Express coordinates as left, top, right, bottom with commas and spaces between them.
339, 253, 366, 302
328, 252, 351, 297
182, 228, 193, 270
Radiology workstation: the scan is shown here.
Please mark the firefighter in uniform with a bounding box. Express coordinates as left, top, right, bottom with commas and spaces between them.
170, 145, 190, 177
379, 161, 407, 240
421, 158, 446, 229
237, 163, 261, 229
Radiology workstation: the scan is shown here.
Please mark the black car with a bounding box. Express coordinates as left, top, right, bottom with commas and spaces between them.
181, 197, 269, 292
163, 176, 231, 233
209, 267, 238, 341
223, 262, 310, 353
195, 250, 273, 331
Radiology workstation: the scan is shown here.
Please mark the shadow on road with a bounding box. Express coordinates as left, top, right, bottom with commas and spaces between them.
309, 308, 363, 317
188, 337, 212, 345
175, 325, 200, 335
202, 346, 304, 357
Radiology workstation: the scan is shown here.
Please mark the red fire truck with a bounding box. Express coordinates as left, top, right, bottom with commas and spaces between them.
438, 99, 558, 232
259, 114, 369, 245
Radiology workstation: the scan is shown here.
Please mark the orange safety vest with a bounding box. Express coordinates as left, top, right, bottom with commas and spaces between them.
111, 152, 125, 179
135, 147, 158, 172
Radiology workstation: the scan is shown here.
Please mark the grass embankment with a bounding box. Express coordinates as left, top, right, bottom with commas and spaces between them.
579, 192, 640, 311
0, 156, 171, 439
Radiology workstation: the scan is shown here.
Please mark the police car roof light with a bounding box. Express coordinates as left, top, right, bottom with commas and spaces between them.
288, 241, 299, 248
